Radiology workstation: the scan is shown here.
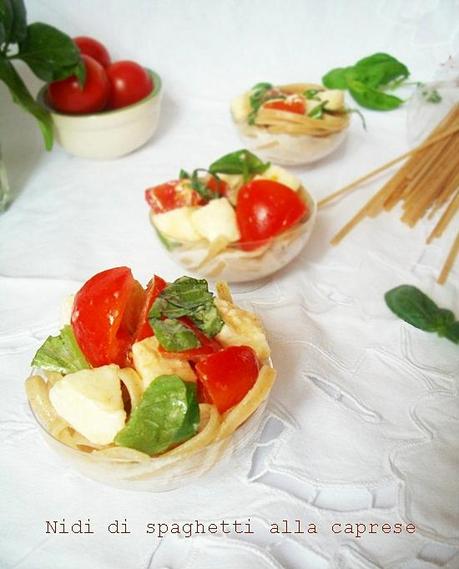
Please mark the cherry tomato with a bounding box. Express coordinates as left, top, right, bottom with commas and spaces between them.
159, 317, 222, 362
206, 175, 228, 196
71, 267, 146, 367
47, 55, 110, 114
106, 61, 153, 110
145, 180, 203, 214
133, 275, 168, 342
236, 179, 308, 250
74, 36, 111, 68
264, 98, 306, 114
195, 346, 259, 413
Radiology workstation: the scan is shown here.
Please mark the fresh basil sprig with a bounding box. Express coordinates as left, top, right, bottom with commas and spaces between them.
148, 276, 224, 351
308, 100, 328, 119
179, 168, 220, 202
322, 53, 409, 111
0, 0, 84, 149
31, 325, 90, 374
385, 285, 459, 345
209, 149, 270, 183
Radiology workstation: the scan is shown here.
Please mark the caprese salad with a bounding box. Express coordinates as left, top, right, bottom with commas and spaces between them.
26, 268, 275, 458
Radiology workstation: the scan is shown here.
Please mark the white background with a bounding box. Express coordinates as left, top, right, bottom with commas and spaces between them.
1, 1, 458, 568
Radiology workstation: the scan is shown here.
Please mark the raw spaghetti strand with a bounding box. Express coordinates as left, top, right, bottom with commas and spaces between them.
437, 232, 459, 285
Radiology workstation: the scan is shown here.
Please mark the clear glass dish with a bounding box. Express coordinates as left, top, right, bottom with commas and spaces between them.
27, 364, 273, 493
152, 189, 317, 283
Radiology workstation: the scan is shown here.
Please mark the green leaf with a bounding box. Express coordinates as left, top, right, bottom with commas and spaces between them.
385, 285, 459, 345
304, 88, 320, 100
114, 375, 200, 455
347, 78, 404, 111
247, 81, 274, 124
322, 66, 351, 89
308, 100, 327, 119
8, 0, 26, 44
209, 149, 270, 181
0, 0, 13, 47
190, 169, 219, 201
150, 318, 200, 352
17, 22, 84, 83
32, 325, 90, 374
0, 58, 53, 149
354, 53, 409, 88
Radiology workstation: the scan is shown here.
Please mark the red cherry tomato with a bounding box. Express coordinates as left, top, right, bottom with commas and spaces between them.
236, 179, 308, 250
133, 275, 168, 342
47, 54, 110, 114
158, 317, 222, 362
264, 98, 306, 114
195, 346, 259, 413
71, 267, 146, 367
106, 61, 153, 109
74, 36, 111, 68
145, 180, 203, 214
206, 175, 228, 196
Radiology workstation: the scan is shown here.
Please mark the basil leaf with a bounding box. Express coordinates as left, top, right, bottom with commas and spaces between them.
32, 325, 90, 374
0, 0, 13, 47
248, 81, 273, 124
354, 53, 409, 88
304, 88, 320, 100
347, 78, 404, 111
192, 302, 223, 337
308, 100, 327, 119
150, 318, 200, 352
17, 22, 85, 83
322, 66, 352, 89
8, 0, 26, 44
209, 149, 270, 181
385, 285, 459, 345
160, 276, 215, 310
0, 58, 53, 149
115, 375, 200, 455
190, 169, 219, 201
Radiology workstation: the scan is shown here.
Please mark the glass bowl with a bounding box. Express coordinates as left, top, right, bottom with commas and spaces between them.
152, 189, 317, 283
37, 69, 162, 159
27, 363, 273, 492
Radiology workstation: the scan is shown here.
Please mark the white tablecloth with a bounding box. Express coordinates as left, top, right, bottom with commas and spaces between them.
1, 1, 458, 568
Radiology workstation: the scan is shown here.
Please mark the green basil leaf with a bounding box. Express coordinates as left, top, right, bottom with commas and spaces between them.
8, 0, 26, 44
434, 308, 456, 337
385, 285, 440, 332
308, 100, 327, 119
179, 168, 190, 180
421, 87, 442, 104
190, 169, 219, 201
348, 78, 404, 110
354, 53, 409, 88
114, 375, 200, 455
0, 58, 53, 149
17, 22, 84, 83
445, 322, 459, 344
0, 0, 13, 46
209, 149, 269, 181
150, 318, 200, 352
322, 67, 352, 89
247, 81, 274, 124
159, 276, 215, 310
304, 88, 320, 100
191, 302, 223, 337
32, 325, 90, 374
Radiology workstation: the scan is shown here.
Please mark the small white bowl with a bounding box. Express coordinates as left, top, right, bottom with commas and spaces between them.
37, 69, 162, 159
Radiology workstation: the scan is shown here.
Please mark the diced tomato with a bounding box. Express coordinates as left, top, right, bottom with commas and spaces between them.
195, 346, 259, 413
71, 267, 146, 367
206, 175, 228, 196
158, 317, 222, 362
133, 275, 168, 342
236, 179, 308, 251
264, 97, 306, 114
145, 180, 203, 214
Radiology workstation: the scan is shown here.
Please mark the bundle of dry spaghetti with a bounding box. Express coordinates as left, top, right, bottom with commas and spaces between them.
322, 103, 459, 284
254, 83, 350, 137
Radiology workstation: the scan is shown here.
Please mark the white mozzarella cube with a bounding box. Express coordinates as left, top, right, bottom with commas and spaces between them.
191, 198, 240, 243
317, 89, 345, 111
49, 365, 126, 445
152, 207, 202, 243
231, 93, 250, 122
132, 337, 196, 390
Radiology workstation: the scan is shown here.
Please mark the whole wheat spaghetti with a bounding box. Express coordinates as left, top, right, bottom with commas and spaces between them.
326, 103, 459, 284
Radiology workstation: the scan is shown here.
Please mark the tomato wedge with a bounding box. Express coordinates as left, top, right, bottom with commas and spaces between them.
71, 267, 146, 367
195, 346, 259, 413
264, 98, 306, 114
145, 180, 202, 214
158, 317, 222, 362
206, 175, 228, 196
236, 179, 308, 250
133, 275, 168, 342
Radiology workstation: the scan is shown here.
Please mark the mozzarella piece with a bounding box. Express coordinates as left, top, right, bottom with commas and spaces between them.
152, 207, 202, 243
217, 173, 244, 205
215, 298, 270, 361
254, 164, 301, 191
191, 198, 240, 243
132, 337, 196, 390
231, 93, 250, 123
49, 365, 126, 445
59, 295, 75, 326
317, 89, 345, 111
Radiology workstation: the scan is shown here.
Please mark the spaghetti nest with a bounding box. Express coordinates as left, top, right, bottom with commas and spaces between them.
252, 83, 350, 137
